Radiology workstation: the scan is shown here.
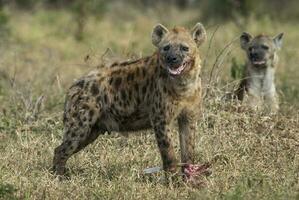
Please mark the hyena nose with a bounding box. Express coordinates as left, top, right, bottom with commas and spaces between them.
166, 55, 178, 64
250, 52, 258, 59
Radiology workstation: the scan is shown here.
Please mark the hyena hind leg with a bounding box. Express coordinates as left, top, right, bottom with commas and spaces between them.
53, 105, 106, 176
53, 124, 106, 176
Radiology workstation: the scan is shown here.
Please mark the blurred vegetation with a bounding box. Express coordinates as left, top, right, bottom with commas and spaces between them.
0, 0, 298, 40
0, 1, 9, 37
230, 57, 245, 81
201, 0, 299, 21
3, 0, 299, 19
189, 0, 299, 22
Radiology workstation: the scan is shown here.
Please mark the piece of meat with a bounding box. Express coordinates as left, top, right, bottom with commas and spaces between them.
182, 163, 212, 186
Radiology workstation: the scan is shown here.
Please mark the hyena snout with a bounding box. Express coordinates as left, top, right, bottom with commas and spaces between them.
166, 54, 183, 66
249, 50, 265, 61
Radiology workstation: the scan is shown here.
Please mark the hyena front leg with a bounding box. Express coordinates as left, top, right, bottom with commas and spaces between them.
264, 93, 279, 113
152, 116, 177, 173
178, 109, 197, 165
245, 90, 262, 111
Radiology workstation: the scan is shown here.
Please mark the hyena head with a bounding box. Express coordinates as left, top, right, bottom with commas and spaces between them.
152, 23, 206, 78
240, 32, 284, 68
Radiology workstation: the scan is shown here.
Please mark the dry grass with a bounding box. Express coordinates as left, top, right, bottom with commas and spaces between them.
0, 5, 298, 200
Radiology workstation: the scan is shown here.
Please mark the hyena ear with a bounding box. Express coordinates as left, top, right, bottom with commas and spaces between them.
152, 24, 169, 47
273, 33, 284, 50
191, 23, 206, 46
240, 32, 252, 49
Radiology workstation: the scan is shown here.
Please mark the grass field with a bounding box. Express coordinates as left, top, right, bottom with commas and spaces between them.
0, 5, 298, 200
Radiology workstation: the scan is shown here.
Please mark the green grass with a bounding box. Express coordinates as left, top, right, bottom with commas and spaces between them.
0, 5, 298, 200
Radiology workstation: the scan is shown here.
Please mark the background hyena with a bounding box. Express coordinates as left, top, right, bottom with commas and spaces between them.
232, 32, 283, 113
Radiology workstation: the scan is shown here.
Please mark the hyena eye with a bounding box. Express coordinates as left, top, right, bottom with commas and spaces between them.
163, 45, 170, 51
248, 47, 253, 52
261, 45, 269, 50
180, 45, 189, 51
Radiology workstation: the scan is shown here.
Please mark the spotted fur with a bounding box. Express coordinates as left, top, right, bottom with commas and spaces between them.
53, 23, 206, 177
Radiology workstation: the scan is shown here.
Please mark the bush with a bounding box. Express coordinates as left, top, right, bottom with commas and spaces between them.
230, 57, 245, 80
200, 0, 262, 22
0, 4, 9, 37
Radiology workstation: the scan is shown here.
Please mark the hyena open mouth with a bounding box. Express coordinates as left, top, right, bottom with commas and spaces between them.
167, 60, 190, 76
251, 58, 266, 66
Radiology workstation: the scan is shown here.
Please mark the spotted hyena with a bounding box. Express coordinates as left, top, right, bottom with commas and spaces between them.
53, 23, 206, 178
233, 32, 283, 113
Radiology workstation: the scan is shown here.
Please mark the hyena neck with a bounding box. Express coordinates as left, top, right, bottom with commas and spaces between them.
247, 62, 276, 93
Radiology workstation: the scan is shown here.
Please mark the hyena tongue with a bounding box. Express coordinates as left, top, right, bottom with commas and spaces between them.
168, 63, 185, 75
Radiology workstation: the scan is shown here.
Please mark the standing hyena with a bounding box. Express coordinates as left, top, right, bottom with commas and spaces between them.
53, 23, 207, 179
233, 32, 284, 113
